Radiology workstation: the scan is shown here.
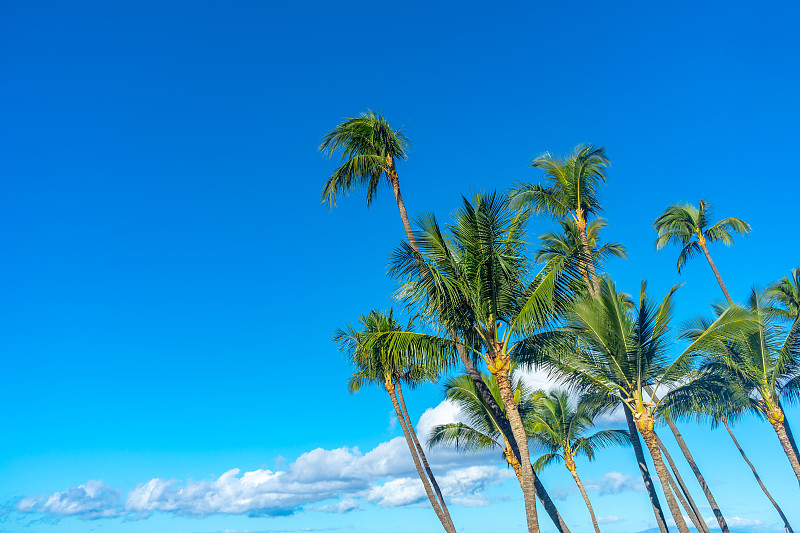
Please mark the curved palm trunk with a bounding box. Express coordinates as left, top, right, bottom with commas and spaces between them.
494, 361, 539, 533
639, 427, 691, 533
698, 239, 734, 305
386, 381, 454, 533
723, 418, 794, 532
659, 446, 706, 533
624, 408, 668, 533
395, 382, 456, 531
568, 466, 601, 533
656, 435, 709, 533
389, 172, 419, 251
770, 416, 800, 486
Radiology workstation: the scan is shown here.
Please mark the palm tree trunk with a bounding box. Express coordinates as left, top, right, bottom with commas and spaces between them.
655, 434, 709, 533
624, 408, 668, 533
640, 429, 691, 533
569, 467, 601, 533
494, 362, 539, 533
395, 382, 457, 531
389, 173, 419, 251
662, 415, 729, 532
455, 347, 571, 533
779, 400, 800, 461
645, 386, 729, 533
698, 240, 734, 305
386, 383, 454, 533
771, 418, 800, 486
658, 444, 706, 533
723, 417, 794, 532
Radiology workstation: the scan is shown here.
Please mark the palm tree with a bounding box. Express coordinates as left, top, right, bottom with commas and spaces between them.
428, 370, 536, 485
527, 279, 751, 533
511, 144, 610, 296
653, 200, 750, 305
528, 390, 630, 533
321, 116, 571, 533
768, 268, 800, 321
367, 192, 579, 533
320, 111, 418, 246
662, 371, 795, 532
335, 309, 457, 533
684, 290, 800, 484
536, 218, 626, 292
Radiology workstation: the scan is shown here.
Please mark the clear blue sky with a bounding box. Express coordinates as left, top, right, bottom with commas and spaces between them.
1, 1, 799, 532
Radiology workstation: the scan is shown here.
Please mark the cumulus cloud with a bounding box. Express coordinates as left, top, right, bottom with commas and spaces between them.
583, 471, 645, 495
16, 480, 121, 520
15, 401, 517, 523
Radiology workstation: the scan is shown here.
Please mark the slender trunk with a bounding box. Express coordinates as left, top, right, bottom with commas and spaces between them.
386, 382, 454, 533
779, 400, 800, 462
640, 428, 690, 533
771, 417, 800, 486
659, 447, 706, 533
577, 220, 599, 297
723, 418, 794, 533
395, 382, 456, 531
389, 173, 419, 251
624, 408, 668, 533
698, 239, 734, 305
646, 388, 729, 533
569, 466, 601, 533
494, 361, 539, 533
456, 348, 571, 533
391, 175, 569, 533
656, 434, 709, 533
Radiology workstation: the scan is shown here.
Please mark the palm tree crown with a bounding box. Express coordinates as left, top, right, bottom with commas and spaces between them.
320, 111, 409, 207
768, 268, 800, 321
528, 390, 630, 473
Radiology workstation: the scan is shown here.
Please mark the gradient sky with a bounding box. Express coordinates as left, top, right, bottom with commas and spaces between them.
1, 1, 799, 532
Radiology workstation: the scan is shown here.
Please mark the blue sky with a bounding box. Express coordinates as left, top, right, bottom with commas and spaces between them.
1, 0, 799, 532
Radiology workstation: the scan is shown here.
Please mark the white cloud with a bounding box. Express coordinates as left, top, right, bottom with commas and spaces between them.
594, 404, 627, 426
597, 515, 623, 524
17, 480, 121, 519
583, 471, 645, 495
314, 498, 360, 514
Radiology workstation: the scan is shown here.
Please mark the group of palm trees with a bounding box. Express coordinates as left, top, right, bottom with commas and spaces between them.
322, 111, 800, 533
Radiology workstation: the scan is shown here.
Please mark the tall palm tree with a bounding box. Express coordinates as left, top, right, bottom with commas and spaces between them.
428, 370, 536, 485
320, 111, 418, 246
527, 279, 750, 533
653, 200, 750, 304
366, 192, 579, 533
536, 219, 626, 292
511, 144, 610, 296
321, 116, 571, 533
528, 390, 630, 533
684, 291, 800, 484
662, 371, 795, 532
768, 268, 800, 321
335, 309, 457, 533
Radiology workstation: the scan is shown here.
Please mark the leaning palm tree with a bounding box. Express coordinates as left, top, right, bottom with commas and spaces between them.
511, 144, 610, 296
662, 371, 795, 532
366, 192, 579, 533
320, 111, 418, 245
527, 279, 751, 533
653, 200, 750, 305
335, 309, 457, 533
428, 369, 536, 485
528, 390, 630, 533
321, 118, 572, 533
768, 267, 800, 321
536, 218, 626, 292
684, 290, 800, 484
